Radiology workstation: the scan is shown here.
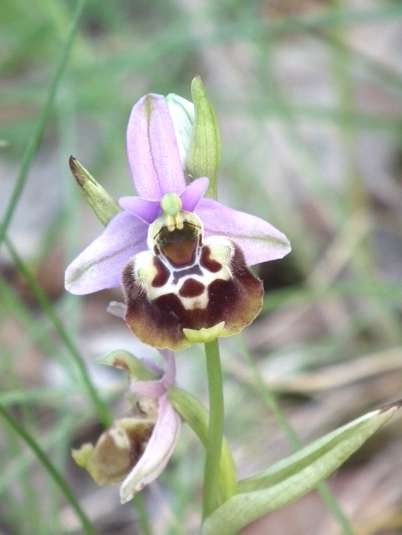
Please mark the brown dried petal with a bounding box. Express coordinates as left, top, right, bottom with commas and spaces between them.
72, 418, 154, 486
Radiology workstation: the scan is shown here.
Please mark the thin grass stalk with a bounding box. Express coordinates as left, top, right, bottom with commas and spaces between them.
0, 0, 86, 248
5, 238, 111, 427
240, 340, 356, 535
0, 405, 95, 535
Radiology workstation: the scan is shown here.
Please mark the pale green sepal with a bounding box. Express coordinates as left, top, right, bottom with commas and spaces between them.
183, 322, 225, 344
169, 387, 237, 502
186, 77, 220, 199
97, 350, 154, 381
166, 94, 194, 165
72, 443, 93, 470
202, 403, 400, 535
69, 156, 120, 226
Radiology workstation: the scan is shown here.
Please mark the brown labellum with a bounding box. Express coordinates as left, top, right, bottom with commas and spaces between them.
122, 212, 263, 350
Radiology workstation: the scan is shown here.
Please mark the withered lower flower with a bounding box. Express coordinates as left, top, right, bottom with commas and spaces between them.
72, 351, 180, 503
64, 93, 291, 349
72, 416, 154, 486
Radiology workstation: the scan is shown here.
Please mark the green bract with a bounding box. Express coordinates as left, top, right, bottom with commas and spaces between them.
202, 403, 400, 535
69, 156, 119, 226
183, 322, 225, 344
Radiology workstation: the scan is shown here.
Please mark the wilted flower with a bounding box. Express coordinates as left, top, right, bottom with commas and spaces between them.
72, 350, 180, 504
65, 93, 291, 349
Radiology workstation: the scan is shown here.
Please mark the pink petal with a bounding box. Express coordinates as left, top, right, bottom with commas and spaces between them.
120, 394, 180, 503
195, 199, 291, 266
126, 94, 186, 200
166, 94, 194, 165
65, 211, 147, 295
130, 350, 176, 399
180, 177, 209, 212
107, 301, 127, 319
119, 196, 160, 223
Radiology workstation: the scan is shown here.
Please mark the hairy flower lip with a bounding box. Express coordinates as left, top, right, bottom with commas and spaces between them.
122, 235, 264, 351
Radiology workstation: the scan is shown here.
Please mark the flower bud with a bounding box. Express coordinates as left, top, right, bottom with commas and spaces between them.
186, 76, 221, 199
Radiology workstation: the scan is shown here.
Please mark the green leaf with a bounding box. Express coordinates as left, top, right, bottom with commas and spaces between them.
69, 156, 120, 226
202, 402, 400, 535
186, 76, 221, 199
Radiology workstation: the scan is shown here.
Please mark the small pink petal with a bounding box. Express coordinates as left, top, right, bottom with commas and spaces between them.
107, 301, 127, 319
160, 350, 176, 389
180, 177, 209, 212
139, 357, 163, 376
126, 94, 186, 200
130, 350, 176, 399
120, 395, 180, 503
131, 380, 166, 399
65, 212, 148, 295
119, 196, 160, 223
195, 198, 291, 266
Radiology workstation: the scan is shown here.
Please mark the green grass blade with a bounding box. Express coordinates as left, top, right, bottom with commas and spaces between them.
0, 0, 86, 248
0, 404, 95, 535
5, 238, 111, 427
240, 341, 356, 535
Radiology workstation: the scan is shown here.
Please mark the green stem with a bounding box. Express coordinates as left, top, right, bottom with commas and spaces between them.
0, 0, 86, 249
0, 404, 95, 535
202, 340, 224, 519
169, 388, 236, 502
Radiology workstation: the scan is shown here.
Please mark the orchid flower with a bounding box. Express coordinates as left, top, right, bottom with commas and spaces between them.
65, 93, 291, 349
72, 350, 180, 504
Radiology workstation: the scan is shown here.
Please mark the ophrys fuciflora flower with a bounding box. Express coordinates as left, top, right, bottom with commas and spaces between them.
65, 94, 291, 349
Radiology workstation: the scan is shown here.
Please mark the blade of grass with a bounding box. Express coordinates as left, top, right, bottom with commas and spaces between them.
0, 303, 46, 528
133, 494, 153, 535
0, 349, 41, 533
312, 30, 402, 96
0, 404, 95, 535
0, 276, 76, 380
327, 0, 400, 344
0, 0, 86, 248
239, 339, 356, 535
0, 388, 69, 406
262, 278, 402, 314
5, 237, 111, 427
